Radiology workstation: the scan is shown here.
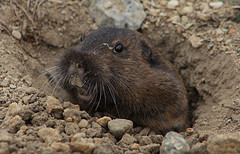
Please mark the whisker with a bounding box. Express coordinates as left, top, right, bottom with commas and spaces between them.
95, 81, 102, 111
106, 82, 119, 117
51, 74, 63, 96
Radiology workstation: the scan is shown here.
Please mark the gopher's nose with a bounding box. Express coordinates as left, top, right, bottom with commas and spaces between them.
69, 65, 85, 88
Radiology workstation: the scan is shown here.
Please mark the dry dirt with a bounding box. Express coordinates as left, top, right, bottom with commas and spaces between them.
0, 0, 240, 153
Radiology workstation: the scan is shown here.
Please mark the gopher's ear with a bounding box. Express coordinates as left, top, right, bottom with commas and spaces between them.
140, 40, 155, 64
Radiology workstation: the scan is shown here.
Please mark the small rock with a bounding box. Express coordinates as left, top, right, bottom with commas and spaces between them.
90, 0, 146, 30
93, 143, 123, 154
108, 119, 133, 138
233, 99, 240, 105
178, 6, 193, 15
130, 143, 140, 150
117, 133, 137, 147
0, 130, 13, 142
71, 133, 97, 153
10, 84, 17, 89
22, 95, 31, 104
200, 3, 210, 13
65, 123, 80, 135
197, 12, 211, 21
137, 135, 153, 146
235, 49, 240, 53
37, 127, 61, 144
191, 141, 207, 153
78, 119, 89, 128
150, 135, 163, 144
19, 107, 33, 121
51, 142, 71, 152
23, 86, 38, 95
12, 30, 22, 39
45, 96, 63, 119
209, 2, 223, 9
87, 122, 103, 138
7, 103, 22, 117
160, 131, 190, 154
16, 125, 28, 136
181, 16, 189, 25
140, 143, 160, 153
170, 15, 180, 23
207, 133, 240, 153
97, 116, 111, 127
167, 0, 179, 9
22, 75, 32, 86
0, 142, 9, 153
160, 1, 168, 7
1, 78, 10, 87
2, 115, 25, 133
63, 102, 80, 110
80, 111, 91, 119
189, 35, 203, 48
63, 108, 81, 123
225, 39, 232, 45
0, 96, 8, 103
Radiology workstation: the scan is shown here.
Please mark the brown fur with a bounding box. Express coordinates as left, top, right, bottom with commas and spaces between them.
55, 27, 188, 133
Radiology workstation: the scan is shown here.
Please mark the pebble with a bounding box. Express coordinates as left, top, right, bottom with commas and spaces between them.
189, 35, 203, 48
89, 0, 146, 30
10, 84, 17, 89
0, 96, 8, 102
140, 143, 160, 153
160, 131, 190, 154
137, 135, 153, 146
233, 99, 240, 105
51, 142, 71, 152
1, 78, 10, 87
207, 133, 240, 153
150, 135, 163, 144
160, 1, 168, 7
78, 119, 89, 128
197, 12, 211, 21
22, 75, 32, 86
209, 2, 223, 9
191, 141, 207, 153
167, 0, 179, 9
178, 6, 193, 15
5, 115, 25, 133
117, 133, 137, 147
93, 143, 123, 153
87, 122, 103, 138
200, 3, 211, 13
63, 109, 81, 123
71, 133, 97, 153
96, 116, 111, 127
130, 143, 140, 150
12, 30, 22, 40
7, 102, 22, 117
181, 16, 189, 25
65, 122, 80, 135
37, 128, 62, 144
23, 86, 38, 95
225, 39, 232, 45
45, 96, 63, 119
0, 130, 13, 142
108, 119, 133, 138
170, 15, 180, 23
236, 49, 240, 53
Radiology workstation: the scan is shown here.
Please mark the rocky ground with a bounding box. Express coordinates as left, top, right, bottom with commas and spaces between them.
0, 0, 240, 153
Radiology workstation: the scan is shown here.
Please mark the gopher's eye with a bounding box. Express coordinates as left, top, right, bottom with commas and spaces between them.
114, 43, 123, 53
80, 35, 85, 41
